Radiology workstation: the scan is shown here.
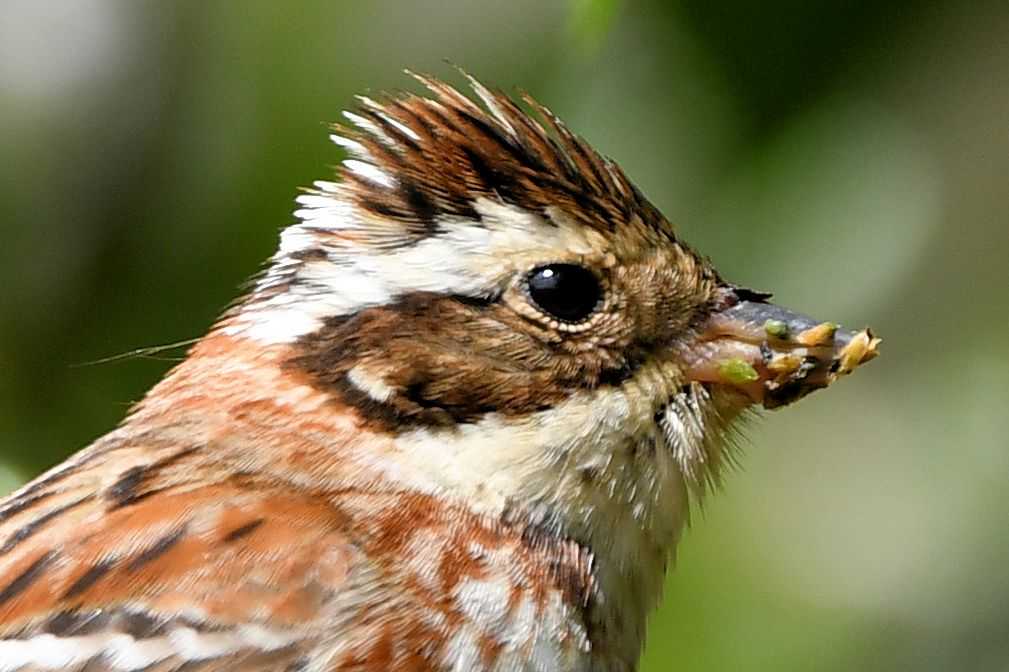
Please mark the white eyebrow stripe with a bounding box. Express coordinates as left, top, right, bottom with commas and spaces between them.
230, 198, 603, 344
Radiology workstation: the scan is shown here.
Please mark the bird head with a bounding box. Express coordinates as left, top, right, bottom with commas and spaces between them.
201, 73, 879, 652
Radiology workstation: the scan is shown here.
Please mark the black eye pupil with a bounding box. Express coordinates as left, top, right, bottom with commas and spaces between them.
527, 264, 601, 323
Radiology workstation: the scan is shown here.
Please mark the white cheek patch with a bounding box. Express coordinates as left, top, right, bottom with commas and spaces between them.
346, 364, 396, 403
229, 197, 604, 344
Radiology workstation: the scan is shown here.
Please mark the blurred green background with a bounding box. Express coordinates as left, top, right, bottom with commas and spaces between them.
1, 1, 1007, 669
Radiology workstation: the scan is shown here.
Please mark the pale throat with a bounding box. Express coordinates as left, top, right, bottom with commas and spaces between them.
376, 358, 741, 601
349, 364, 740, 670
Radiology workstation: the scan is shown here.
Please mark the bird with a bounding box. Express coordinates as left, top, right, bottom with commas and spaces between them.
0, 73, 879, 671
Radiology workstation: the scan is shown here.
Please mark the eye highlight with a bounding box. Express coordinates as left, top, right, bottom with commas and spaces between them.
525, 264, 602, 324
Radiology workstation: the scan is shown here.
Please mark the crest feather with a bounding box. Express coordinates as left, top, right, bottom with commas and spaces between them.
293, 72, 668, 247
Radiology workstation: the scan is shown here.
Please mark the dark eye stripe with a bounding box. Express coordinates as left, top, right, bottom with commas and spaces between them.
286, 291, 647, 434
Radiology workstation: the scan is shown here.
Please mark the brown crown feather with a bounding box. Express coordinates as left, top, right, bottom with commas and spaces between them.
323, 72, 677, 245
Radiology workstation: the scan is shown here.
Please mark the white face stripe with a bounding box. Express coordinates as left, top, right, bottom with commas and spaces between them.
225, 197, 608, 344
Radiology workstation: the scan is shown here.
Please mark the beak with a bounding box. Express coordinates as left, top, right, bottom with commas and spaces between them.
680, 298, 881, 409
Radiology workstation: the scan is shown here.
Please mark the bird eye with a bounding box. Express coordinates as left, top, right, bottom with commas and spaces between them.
526, 264, 602, 324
